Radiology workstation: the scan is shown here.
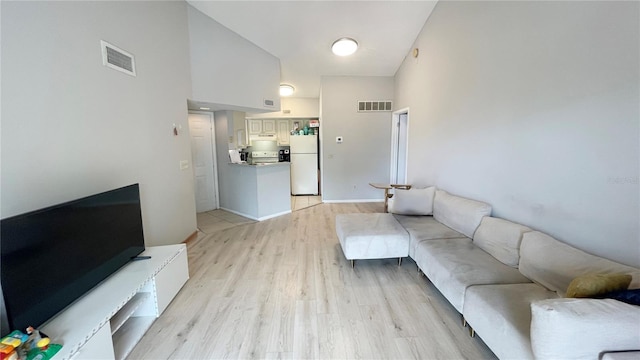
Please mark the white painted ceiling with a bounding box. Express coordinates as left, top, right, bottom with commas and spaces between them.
187, 1, 438, 98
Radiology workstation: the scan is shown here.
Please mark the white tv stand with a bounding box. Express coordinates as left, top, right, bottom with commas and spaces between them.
40, 244, 189, 360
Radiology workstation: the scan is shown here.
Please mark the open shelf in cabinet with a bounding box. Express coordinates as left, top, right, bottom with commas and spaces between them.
111, 316, 156, 360
40, 245, 188, 360
109, 292, 153, 335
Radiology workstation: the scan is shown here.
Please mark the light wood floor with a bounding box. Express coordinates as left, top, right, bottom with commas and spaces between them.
291, 195, 322, 211
128, 203, 496, 359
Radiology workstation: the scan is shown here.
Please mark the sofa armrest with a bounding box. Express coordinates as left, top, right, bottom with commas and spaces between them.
530, 298, 640, 359
602, 351, 640, 360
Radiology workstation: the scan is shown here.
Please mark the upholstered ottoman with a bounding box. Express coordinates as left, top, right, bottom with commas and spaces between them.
335, 213, 410, 268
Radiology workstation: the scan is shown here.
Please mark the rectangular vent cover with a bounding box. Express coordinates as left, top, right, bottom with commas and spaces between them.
358, 100, 392, 112
263, 99, 275, 108
101, 40, 136, 77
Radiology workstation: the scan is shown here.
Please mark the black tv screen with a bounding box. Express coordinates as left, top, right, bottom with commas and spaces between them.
1, 184, 145, 333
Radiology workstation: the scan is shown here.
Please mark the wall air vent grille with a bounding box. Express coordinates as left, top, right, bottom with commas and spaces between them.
358, 100, 393, 112
263, 99, 275, 108
101, 40, 136, 77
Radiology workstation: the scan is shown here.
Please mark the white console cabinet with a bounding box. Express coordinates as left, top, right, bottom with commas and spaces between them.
40, 245, 189, 360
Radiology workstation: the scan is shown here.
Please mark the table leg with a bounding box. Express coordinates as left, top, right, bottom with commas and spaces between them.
383, 188, 390, 212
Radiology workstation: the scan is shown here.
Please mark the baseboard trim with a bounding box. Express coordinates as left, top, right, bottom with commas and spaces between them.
323, 199, 384, 203
219, 207, 292, 222
257, 210, 292, 221
219, 207, 259, 221
183, 230, 198, 244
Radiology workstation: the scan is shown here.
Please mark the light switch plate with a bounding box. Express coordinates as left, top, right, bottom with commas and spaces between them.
179, 160, 189, 170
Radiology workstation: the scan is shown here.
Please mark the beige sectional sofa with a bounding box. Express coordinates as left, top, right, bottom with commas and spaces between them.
336, 187, 640, 359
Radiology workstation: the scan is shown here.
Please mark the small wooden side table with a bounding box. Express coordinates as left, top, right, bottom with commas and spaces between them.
369, 183, 412, 212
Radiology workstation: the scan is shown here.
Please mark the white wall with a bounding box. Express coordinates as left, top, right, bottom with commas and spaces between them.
395, 1, 639, 266
1, 1, 197, 246
321, 76, 395, 201
187, 5, 281, 112
247, 97, 320, 119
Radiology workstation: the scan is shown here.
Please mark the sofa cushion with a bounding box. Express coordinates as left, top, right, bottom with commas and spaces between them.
530, 298, 640, 359
413, 238, 532, 312
387, 186, 435, 215
473, 217, 531, 268
463, 283, 558, 360
565, 273, 632, 298
432, 190, 492, 238
393, 215, 467, 257
519, 231, 640, 296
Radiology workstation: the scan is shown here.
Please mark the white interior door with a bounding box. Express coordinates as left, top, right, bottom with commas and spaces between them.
390, 110, 409, 184
188, 112, 218, 212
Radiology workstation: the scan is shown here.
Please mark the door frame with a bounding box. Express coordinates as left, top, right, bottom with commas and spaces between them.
390, 108, 410, 184
188, 111, 220, 211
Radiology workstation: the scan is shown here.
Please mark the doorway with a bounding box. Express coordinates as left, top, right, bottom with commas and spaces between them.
390, 109, 409, 184
188, 112, 218, 213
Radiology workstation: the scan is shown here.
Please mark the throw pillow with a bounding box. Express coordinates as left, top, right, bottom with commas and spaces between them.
388, 186, 435, 215
597, 288, 640, 306
565, 273, 632, 298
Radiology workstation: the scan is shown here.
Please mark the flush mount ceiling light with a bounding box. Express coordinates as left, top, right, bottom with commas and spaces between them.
279, 84, 295, 96
331, 37, 358, 56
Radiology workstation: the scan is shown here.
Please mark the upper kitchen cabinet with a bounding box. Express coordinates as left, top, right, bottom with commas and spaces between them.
246, 98, 319, 119
277, 119, 291, 145
187, 5, 281, 112
248, 119, 263, 135
248, 119, 276, 135
262, 119, 276, 133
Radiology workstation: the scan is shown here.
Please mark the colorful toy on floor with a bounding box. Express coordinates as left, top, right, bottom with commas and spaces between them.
0, 327, 61, 360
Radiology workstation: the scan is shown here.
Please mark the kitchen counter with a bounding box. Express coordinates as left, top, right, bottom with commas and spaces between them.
229, 161, 290, 167
220, 162, 291, 220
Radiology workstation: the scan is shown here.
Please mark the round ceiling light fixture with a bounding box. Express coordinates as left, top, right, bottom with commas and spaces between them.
279, 84, 295, 96
331, 37, 358, 56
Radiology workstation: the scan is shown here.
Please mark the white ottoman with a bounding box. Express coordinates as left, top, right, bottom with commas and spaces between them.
335, 213, 410, 268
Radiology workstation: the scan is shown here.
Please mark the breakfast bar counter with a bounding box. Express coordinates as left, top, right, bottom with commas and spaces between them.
221, 162, 291, 220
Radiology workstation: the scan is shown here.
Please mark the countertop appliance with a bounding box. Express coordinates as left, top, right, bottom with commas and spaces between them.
290, 135, 318, 195
251, 150, 279, 164
279, 149, 290, 162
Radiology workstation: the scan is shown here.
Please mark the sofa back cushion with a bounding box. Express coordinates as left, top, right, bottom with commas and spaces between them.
432, 190, 492, 238
519, 231, 640, 296
388, 186, 435, 215
473, 217, 531, 268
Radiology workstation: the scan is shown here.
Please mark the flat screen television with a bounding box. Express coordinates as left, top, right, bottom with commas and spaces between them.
0, 184, 146, 335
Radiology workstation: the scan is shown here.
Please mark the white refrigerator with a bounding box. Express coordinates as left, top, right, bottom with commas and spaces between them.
290, 134, 318, 195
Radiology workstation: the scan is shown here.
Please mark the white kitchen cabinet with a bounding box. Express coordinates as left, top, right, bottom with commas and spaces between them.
248, 119, 263, 135
277, 119, 291, 145
247, 119, 276, 135
262, 119, 276, 134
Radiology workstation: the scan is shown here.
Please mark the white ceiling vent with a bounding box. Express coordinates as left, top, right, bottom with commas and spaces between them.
358, 100, 392, 112
101, 40, 136, 77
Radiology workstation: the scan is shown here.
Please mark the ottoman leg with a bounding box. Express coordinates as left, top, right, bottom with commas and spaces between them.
351, 259, 355, 269
398, 257, 402, 266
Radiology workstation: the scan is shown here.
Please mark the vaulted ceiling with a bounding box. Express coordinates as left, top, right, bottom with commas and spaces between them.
187, 1, 438, 98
